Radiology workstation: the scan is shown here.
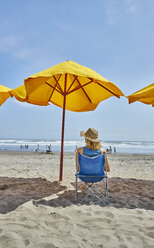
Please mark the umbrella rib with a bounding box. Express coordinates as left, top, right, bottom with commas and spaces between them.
67, 80, 93, 96
74, 78, 92, 103
45, 82, 62, 95
66, 75, 78, 94
48, 81, 59, 101
48, 75, 62, 101
95, 81, 120, 98
53, 75, 63, 94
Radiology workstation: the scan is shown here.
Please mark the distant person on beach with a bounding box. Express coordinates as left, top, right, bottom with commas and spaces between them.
109, 146, 112, 153
48, 145, 51, 151
35, 144, 39, 152
106, 146, 114, 154
76, 128, 110, 172
106, 148, 109, 153
45, 144, 52, 154
114, 147, 116, 153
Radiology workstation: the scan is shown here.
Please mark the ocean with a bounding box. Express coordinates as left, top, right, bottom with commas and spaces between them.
0, 139, 154, 154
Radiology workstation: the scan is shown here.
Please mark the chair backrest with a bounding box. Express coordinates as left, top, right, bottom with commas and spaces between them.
78, 153, 105, 182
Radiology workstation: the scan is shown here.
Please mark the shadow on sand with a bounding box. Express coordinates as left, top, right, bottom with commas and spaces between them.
0, 177, 66, 214
33, 177, 154, 210
0, 177, 153, 213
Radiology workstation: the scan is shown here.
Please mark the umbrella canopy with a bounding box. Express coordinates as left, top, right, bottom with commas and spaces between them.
23, 60, 124, 111
128, 83, 154, 107
22, 60, 124, 181
0, 85, 12, 106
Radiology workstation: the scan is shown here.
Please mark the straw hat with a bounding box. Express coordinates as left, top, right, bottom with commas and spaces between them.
80, 128, 100, 142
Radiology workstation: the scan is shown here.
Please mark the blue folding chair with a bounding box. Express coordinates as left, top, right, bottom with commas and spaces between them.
75, 153, 108, 204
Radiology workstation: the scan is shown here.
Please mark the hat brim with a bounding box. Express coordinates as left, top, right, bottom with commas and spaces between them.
80, 131, 85, 137
80, 131, 100, 142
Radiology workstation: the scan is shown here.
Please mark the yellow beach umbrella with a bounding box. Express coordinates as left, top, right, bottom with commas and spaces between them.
10, 84, 50, 106
22, 60, 124, 181
128, 83, 154, 107
23, 60, 124, 111
0, 85, 12, 106
0, 84, 49, 106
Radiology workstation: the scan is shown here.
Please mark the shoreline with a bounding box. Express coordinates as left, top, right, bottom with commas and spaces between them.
0, 149, 154, 154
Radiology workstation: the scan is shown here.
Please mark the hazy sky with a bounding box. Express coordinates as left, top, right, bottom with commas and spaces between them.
0, 0, 154, 141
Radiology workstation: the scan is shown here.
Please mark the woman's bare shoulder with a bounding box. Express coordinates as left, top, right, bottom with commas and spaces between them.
77, 147, 83, 154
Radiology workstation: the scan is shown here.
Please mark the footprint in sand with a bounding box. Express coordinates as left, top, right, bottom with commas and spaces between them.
24, 239, 30, 246
104, 211, 115, 218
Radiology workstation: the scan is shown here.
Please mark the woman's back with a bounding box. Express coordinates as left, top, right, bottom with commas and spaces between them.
83, 146, 101, 157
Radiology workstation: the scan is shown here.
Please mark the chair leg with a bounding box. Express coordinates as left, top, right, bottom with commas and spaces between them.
89, 187, 105, 204
76, 178, 109, 205
79, 183, 92, 203
80, 191, 91, 203
80, 184, 106, 205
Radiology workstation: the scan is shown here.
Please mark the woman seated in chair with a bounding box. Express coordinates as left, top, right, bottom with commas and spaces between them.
76, 128, 110, 172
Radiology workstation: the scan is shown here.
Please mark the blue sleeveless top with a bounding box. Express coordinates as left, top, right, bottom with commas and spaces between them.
83, 147, 101, 157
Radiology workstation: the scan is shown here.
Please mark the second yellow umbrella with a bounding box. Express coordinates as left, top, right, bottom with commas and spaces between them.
0, 85, 12, 106
10, 84, 49, 106
128, 83, 154, 107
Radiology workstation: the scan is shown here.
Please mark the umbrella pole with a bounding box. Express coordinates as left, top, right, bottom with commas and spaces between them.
59, 74, 67, 181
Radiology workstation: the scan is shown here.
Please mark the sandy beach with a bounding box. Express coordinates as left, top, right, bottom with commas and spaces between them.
0, 151, 153, 248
